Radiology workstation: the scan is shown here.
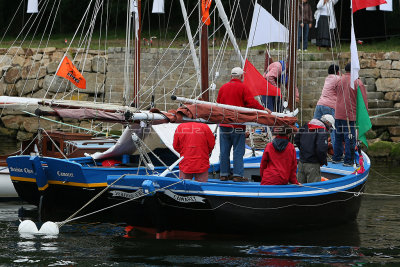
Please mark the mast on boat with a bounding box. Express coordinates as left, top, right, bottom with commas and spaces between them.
133, 0, 141, 107
287, 0, 298, 112
200, 0, 209, 102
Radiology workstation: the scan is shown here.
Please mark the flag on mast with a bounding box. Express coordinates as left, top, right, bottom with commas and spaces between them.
350, 13, 360, 89
27, 0, 38, 13
356, 85, 372, 147
201, 0, 212, 26
243, 60, 281, 97
352, 0, 387, 13
152, 0, 165, 13
130, 0, 140, 38
247, 3, 288, 48
56, 56, 86, 89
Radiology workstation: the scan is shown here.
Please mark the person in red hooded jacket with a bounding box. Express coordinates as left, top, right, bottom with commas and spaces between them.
260, 125, 299, 185
173, 122, 215, 182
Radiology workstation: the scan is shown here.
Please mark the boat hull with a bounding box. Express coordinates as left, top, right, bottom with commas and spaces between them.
0, 167, 18, 199
106, 167, 368, 233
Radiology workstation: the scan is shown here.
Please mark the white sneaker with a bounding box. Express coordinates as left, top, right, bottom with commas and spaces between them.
304, 49, 308, 52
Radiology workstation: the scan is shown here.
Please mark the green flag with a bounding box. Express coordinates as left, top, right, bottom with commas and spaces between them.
356, 85, 372, 147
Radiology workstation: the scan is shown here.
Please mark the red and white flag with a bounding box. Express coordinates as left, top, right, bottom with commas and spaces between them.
352, 0, 387, 13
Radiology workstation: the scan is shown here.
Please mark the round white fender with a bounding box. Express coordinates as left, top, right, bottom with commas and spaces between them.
18, 220, 39, 234
38, 221, 59, 235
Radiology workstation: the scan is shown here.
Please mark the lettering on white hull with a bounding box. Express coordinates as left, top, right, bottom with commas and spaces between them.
164, 190, 205, 203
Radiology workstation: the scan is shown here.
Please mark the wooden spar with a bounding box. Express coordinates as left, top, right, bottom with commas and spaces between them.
200, 0, 209, 102
133, 0, 141, 107
171, 95, 298, 117
287, 0, 298, 112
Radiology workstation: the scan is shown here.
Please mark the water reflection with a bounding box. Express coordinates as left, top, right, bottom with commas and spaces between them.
1, 162, 400, 265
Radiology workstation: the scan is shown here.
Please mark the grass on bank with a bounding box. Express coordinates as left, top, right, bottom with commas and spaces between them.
1, 31, 399, 53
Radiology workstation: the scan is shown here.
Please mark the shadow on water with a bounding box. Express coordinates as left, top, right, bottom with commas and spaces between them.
2, 161, 400, 265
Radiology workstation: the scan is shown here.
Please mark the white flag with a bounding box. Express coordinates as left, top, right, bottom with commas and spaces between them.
152, 0, 165, 14
130, 0, 140, 38
366, 6, 377, 11
27, 0, 38, 13
350, 13, 360, 90
380, 0, 393, 11
247, 3, 288, 48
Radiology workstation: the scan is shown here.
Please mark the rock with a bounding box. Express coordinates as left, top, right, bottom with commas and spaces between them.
8, 47, 24, 55
367, 141, 392, 157
384, 92, 400, 101
42, 75, 70, 93
393, 61, 400, 70
1, 115, 25, 130
360, 59, 376, 69
4, 66, 21, 84
15, 79, 40, 95
376, 60, 392, 70
384, 52, 400, 60
40, 47, 57, 53
0, 55, 12, 68
380, 69, 400, 78
16, 131, 34, 141
376, 78, 400, 92
92, 56, 107, 73
388, 126, 400, 136
0, 126, 17, 136
379, 131, 390, 141
21, 116, 59, 133
359, 69, 380, 78
363, 52, 384, 60
12, 56, 25, 67
21, 64, 47, 79
391, 137, 400, 143
76, 72, 105, 94
46, 61, 59, 74
31, 54, 43, 61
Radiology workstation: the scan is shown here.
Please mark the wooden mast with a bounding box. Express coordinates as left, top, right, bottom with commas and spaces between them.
200, 0, 209, 102
287, 0, 298, 112
133, 0, 141, 107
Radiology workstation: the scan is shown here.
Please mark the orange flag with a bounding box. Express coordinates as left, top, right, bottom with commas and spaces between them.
201, 0, 212, 26
56, 56, 86, 89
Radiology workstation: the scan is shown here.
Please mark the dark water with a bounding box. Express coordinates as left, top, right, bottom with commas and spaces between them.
1, 162, 400, 266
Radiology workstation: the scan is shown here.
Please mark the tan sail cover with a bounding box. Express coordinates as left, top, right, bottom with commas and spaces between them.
154, 103, 297, 127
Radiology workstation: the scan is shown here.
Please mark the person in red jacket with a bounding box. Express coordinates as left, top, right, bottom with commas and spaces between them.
217, 67, 267, 182
260, 125, 299, 185
173, 122, 215, 182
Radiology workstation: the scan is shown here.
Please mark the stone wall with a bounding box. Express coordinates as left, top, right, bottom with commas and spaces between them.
1, 47, 400, 151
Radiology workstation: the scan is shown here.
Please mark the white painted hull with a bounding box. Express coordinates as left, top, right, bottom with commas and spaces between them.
0, 167, 18, 198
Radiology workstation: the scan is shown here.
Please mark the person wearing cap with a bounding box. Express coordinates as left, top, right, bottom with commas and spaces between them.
314, 64, 340, 147
294, 114, 334, 183
217, 66, 267, 182
260, 125, 299, 185
332, 62, 368, 167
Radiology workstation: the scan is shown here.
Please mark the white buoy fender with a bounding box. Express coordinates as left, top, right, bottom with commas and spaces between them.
38, 221, 59, 235
18, 220, 39, 234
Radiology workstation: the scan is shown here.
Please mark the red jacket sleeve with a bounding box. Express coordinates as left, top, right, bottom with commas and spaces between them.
243, 86, 265, 110
288, 145, 299, 184
173, 127, 182, 154
260, 145, 270, 179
